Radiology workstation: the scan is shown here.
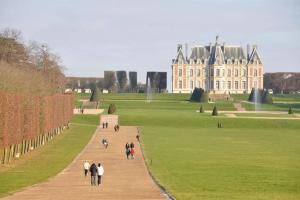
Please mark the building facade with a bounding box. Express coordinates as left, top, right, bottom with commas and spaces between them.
146, 72, 167, 92
172, 36, 263, 94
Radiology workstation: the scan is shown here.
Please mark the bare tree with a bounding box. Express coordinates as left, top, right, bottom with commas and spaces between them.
104, 71, 116, 91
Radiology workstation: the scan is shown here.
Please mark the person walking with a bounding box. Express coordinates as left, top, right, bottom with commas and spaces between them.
89, 163, 98, 186
83, 160, 90, 177
126, 147, 131, 159
125, 142, 130, 159
97, 163, 104, 186
130, 142, 134, 149
130, 148, 135, 159
105, 122, 108, 128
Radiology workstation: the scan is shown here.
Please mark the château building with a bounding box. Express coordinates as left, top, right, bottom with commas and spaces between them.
172, 36, 263, 94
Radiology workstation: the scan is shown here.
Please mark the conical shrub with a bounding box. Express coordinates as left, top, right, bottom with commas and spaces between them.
212, 106, 218, 116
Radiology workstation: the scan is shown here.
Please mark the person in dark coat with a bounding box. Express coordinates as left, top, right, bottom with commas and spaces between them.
125, 142, 130, 159
89, 163, 98, 186
130, 142, 134, 149
105, 122, 108, 128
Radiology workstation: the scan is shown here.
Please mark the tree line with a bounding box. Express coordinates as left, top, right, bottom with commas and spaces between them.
0, 28, 65, 95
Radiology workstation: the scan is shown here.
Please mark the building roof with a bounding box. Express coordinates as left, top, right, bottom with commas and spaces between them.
173, 37, 262, 65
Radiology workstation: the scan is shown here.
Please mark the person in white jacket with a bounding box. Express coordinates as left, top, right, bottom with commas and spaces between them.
83, 160, 90, 177
97, 163, 104, 186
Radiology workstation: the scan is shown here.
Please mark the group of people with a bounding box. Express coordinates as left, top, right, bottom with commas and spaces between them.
83, 160, 104, 186
114, 124, 120, 132
102, 138, 109, 148
102, 122, 109, 129
125, 142, 135, 159
217, 122, 223, 128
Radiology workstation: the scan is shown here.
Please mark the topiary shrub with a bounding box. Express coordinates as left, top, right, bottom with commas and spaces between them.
248, 88, 254, 102
288, 106, 293, 114
199, 104, 204, 113
90, 88, 100, 102
190, 88, 208, 102
262, 90, 273, 104
248, 88, 273, 104
212, 106, 218, 116
108, 104, 116, 114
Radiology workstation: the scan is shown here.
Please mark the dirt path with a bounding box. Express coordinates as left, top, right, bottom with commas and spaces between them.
1, 115, 166, 200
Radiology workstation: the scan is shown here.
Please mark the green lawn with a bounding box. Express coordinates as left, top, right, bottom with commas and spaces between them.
0, 114, 98, 197
234, 113, 299, 118
100, 93, 300, 200
242, 102, 300, 113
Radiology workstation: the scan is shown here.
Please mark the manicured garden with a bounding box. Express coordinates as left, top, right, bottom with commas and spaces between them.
100, 93, 300, 200
0, 115, 98, 197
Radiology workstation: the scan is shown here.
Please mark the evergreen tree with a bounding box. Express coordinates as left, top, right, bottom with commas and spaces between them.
262, 90, 273, 104
108, 104, 116, 114
190, 88, 208, 102
90, 88, 100, 102
288, 106, 293, 114
200, 104, 204, 113
212, 106, 218, 116
248, 88, 254, 102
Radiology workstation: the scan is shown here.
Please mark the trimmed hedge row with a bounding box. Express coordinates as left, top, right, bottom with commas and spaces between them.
0, 92, 73, 164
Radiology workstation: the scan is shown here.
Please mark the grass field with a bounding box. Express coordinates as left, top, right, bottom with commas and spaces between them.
99, 93, 300, 200
0, 114, 98, 197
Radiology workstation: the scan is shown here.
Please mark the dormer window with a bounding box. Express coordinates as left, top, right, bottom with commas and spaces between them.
227, 59, 231, 65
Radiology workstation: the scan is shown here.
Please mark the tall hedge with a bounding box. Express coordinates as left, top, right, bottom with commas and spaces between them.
0, 92, 73, 147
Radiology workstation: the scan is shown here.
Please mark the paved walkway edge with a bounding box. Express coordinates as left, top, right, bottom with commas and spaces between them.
138, 127, 175, 200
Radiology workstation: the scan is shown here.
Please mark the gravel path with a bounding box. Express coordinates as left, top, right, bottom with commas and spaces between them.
1, 115, 165, 200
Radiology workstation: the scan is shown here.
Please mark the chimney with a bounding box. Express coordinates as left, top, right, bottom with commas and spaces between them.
215, 35, 219, 44
247, 44, 252, 60
185, 43, 189, 60
177, 44, 182, 53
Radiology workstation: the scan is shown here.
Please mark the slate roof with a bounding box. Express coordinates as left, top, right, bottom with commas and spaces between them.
173, 38, 262, 65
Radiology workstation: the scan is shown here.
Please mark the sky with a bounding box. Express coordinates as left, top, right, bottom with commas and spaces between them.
1, 0, 300, 90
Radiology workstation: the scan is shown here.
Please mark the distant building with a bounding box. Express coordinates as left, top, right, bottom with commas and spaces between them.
129, 71, 137, 91
65, 77, 104, 90
146, 72, 167, 92
172, 36, 264, 94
